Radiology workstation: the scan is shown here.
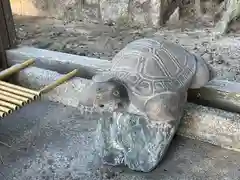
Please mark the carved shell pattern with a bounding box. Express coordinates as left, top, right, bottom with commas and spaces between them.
110, 38, 197, 96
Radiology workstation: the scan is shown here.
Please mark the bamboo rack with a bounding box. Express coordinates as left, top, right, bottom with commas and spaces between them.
0, 59, 79, 118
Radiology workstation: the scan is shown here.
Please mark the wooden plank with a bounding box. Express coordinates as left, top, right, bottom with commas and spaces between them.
0, 1, 10, 49
1, 0, 17, 48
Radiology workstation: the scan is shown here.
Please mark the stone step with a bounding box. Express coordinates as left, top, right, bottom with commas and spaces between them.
188, 79, 240, 114
14, 66, 240, 152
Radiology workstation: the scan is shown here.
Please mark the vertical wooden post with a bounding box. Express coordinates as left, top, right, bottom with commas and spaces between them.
0, 36, 8, 70
0, 0, 17, 72
0, 0, 17, 50
0, 1, 10, 50
1, 0, 17, 48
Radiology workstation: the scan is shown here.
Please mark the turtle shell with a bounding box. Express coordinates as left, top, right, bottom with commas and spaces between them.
110, 38, 197, 96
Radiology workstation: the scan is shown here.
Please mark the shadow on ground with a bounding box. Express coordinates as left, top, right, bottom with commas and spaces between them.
0, 101, 239, 179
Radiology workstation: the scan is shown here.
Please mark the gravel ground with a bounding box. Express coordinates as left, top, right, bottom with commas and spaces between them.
14, 15, 240, 79
0, 100, 239, 180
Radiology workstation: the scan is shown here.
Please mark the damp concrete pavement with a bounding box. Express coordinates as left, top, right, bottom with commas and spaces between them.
0, 100, 239, 180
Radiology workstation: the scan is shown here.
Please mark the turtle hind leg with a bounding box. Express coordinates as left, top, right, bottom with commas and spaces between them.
189, 54, 212, 89
144, 92, 186, 124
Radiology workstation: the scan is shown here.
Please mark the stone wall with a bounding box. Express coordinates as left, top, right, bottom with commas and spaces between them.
10, 0, 183, 27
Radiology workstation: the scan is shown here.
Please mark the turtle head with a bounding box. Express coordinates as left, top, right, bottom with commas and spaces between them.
92, 72, 128, 113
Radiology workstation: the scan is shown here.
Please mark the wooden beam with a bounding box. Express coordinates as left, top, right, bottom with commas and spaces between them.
0, 0, 17, 50
0, 1, 10, 49
1, 0, 17, 48
0, 36, 8, 70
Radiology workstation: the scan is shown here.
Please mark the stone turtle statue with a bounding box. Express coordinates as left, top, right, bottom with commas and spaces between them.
92, 37, 210, 122
92, 37, 210, 172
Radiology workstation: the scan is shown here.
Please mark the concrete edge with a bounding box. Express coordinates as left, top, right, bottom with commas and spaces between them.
15, 66, 240, 152
6, 46, 111, 78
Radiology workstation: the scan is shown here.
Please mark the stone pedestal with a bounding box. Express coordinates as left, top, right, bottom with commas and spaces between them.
94, 112, 179, 172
